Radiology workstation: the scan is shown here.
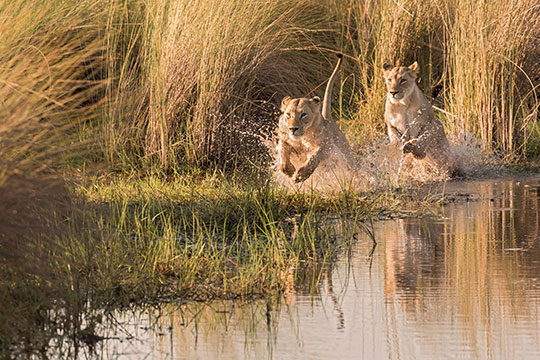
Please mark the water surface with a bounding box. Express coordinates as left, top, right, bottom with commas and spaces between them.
91, 177, 540, 359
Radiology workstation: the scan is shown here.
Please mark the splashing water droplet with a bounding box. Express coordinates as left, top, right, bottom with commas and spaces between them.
269, 132, 501, 193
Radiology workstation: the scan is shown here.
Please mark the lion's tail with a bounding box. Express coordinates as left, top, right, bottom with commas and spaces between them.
321, 53, 343, 122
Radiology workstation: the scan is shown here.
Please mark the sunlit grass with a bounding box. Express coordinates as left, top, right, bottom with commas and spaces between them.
61, 168, 437, 305
2, 0, 539, 171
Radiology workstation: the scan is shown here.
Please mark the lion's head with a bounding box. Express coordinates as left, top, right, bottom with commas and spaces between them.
383, 62, 418, 103
279, 96, 322, 141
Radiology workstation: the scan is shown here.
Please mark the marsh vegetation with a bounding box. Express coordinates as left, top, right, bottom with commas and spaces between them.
1, 0, 540, 357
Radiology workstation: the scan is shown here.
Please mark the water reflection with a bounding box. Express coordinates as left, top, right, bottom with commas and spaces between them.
92, 178, 540, 360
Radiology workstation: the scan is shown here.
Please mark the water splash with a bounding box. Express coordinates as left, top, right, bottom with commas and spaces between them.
222, 105, 501, 192
267, 132, 502, 193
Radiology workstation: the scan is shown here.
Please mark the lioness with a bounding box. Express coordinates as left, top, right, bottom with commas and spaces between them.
277, 54, 355, 183
383, 61, 460, 177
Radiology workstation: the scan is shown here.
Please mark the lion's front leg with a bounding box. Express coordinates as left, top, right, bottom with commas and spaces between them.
278, 140, 296, 177
402, 138, 426, 159
403, 120, 447, 159
294, 148, 326, 183
402, 125, 435, 159
387, 124, 403, 143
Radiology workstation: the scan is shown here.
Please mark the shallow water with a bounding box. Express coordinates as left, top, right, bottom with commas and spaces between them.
87, 177, 540, 360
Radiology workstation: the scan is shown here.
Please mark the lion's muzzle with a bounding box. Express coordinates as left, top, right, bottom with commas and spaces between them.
288, 126, 304, 140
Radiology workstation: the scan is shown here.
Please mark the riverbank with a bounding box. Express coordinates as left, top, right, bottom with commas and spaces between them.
0, 164, 453, 357
5, 170, 540, 358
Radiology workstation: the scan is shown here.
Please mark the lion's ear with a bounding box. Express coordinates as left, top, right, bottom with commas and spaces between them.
383, 63, 393, 79
281, 96, 292, 112
408, 61, 419, 73
309, 96, 321, 113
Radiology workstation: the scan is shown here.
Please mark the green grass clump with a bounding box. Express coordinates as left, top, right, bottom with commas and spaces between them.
3, 167, 438, 356
71, 172, 424, 302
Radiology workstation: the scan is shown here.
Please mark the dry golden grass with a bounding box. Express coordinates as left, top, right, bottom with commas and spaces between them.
2, 0, 539, 172
340, 0, 540, 158
103, 0, 347, 169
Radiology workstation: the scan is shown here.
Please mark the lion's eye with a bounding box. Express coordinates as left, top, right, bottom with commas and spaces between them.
285, 113, 291, 118
400, 78, 407, 84
300, 113, 307, 119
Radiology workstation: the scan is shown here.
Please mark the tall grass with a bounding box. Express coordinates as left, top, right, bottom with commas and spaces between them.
104, 0, 348, 169
2, 0, 539, 172
0, 0, 538, 175
442, 0, 540, 157
338, 0, 540, 157
0, 0, 106, 171
333, 0, 446, 141
99, 0, 540, 169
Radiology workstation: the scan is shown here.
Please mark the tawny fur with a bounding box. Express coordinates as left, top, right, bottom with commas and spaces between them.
277, 55, 355, 183
383, 62, 460, 177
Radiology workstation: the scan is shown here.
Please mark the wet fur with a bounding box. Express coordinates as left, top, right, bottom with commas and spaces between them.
383, 62, 460, 177
277, 55, 355, 183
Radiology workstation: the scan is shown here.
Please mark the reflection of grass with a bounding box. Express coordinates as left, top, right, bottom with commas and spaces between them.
441, 184, 539, 356
0, 172, 76, 358
447, 182, 535, 318
1, 168, 437, 356
382, 180, 540, 357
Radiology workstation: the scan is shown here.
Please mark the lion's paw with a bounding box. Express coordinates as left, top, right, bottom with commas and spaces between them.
403, 141, 425, 159
280, 162, 295, 177
293, 167, 312, 183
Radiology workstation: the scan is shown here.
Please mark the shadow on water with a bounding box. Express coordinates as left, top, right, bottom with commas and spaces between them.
56, 177, 540, 359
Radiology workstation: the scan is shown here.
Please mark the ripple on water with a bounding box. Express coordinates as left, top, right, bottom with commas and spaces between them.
64, 177, 540, 360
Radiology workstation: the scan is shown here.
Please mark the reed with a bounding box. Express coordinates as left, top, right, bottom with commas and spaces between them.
0, 0, 106, 171
103, 0, 344, 169
2, 0, 539, 172
442, 0, 540, 158
342, 0, 540, 157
